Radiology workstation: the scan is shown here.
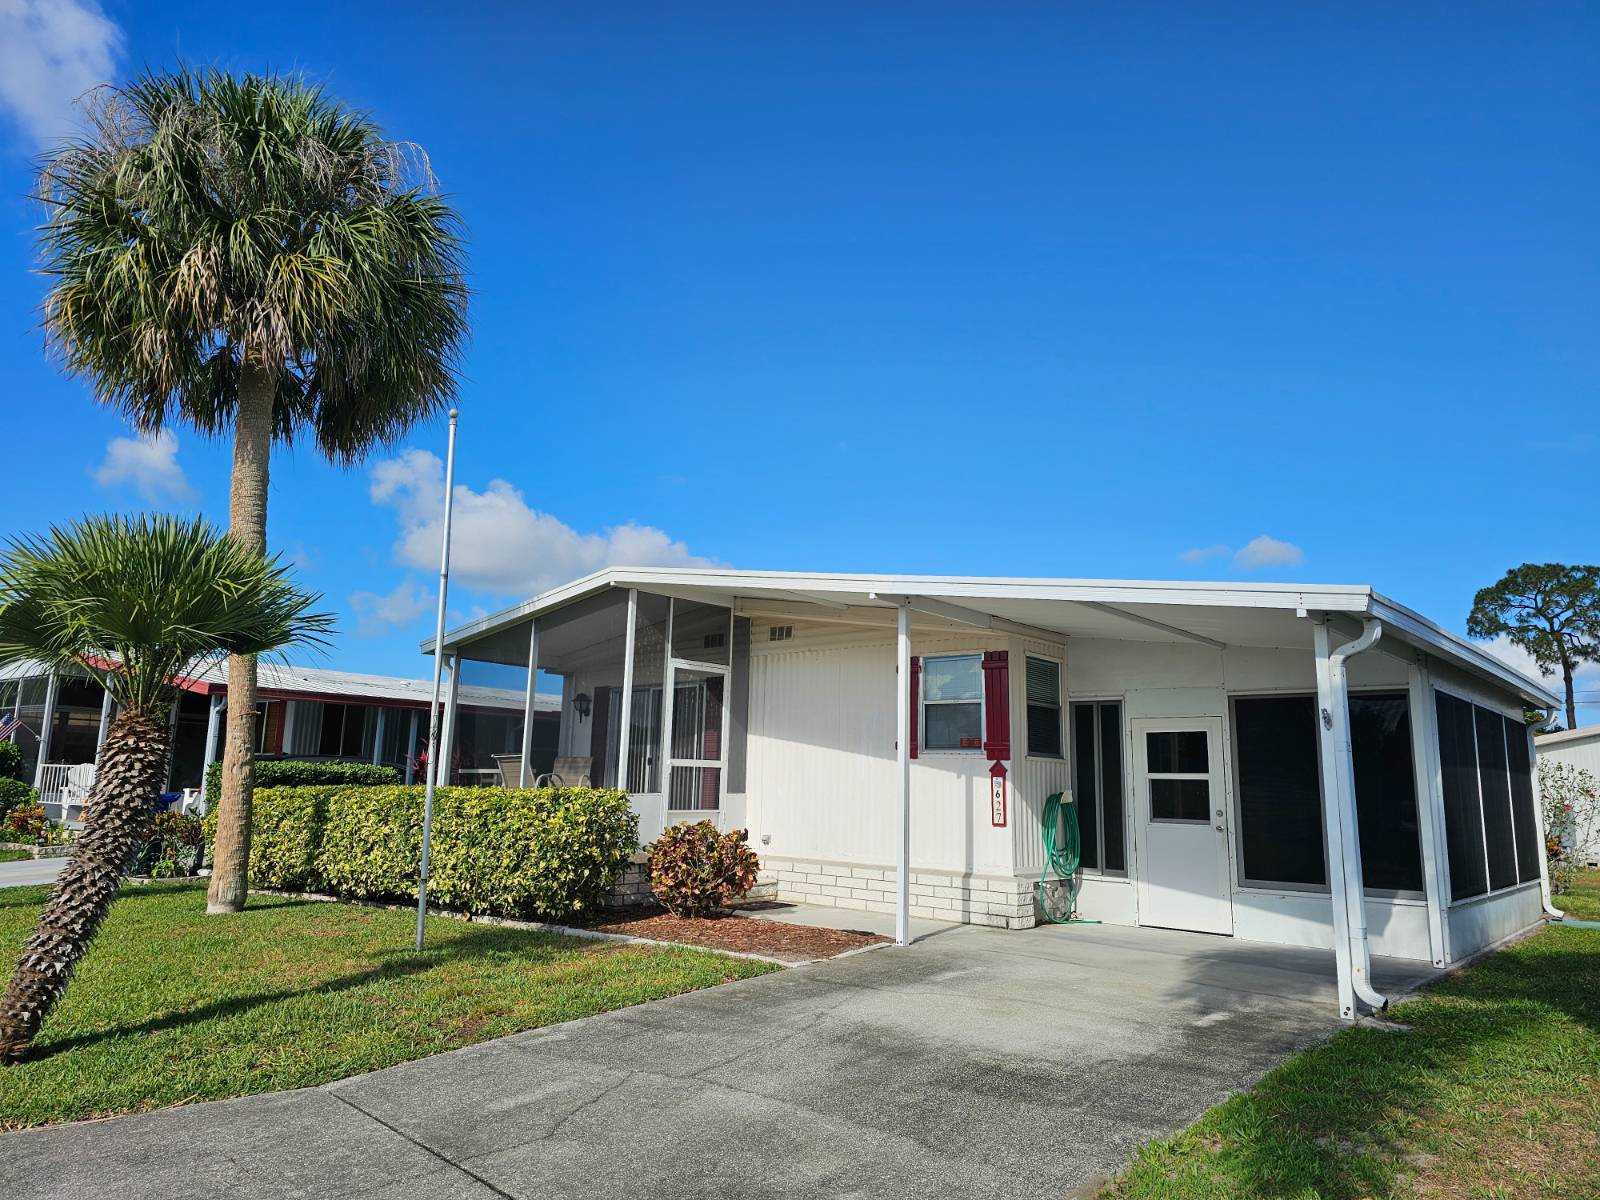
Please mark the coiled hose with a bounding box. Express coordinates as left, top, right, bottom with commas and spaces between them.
1038, 791, 1098, 924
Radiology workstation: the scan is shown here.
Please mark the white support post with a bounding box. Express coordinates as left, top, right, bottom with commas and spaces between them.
660, 601, 677, 809
520, 619, 541, 786
282, 701, 298, 757
1312, 620, 1358, 1020
617, 591, 638, 793
95, 684, 114, 756
202, 693, 225, 784
1407, 658, 1450, 967
405, 710, 420, 785
372, 708, 387, 766
895, 601, 912, 946
439, 652, 461, 785
32, 671, 59, 787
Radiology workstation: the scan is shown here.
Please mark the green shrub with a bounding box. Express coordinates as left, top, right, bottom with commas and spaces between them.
0, 740, 22, 781
0, 777, 37, 821
202, 758, 401, 808
203, 785, 341, 892
647, 821, 761, 917
219, 784, 638, 920
137, 811, 206, 877
4, 804, 48, 845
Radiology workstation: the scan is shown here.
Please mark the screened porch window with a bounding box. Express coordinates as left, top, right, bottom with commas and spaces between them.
1231, 692, 1424, 895
1069, 701, 1126, 874
922, 654, 983, 751
1434, 691, 1542, 902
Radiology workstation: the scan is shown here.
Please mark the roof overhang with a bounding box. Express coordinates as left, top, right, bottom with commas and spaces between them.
425, 567, 1561, 710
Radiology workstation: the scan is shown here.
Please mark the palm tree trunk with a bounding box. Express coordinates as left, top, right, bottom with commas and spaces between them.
206, 356, 275, 914
0, 708, 169, 1063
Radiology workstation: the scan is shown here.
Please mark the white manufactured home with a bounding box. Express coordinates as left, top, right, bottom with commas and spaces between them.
1535, 725, 1600, 868
428, 568, 1562, 1020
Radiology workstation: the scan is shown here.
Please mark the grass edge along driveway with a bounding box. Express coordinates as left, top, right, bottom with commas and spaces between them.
1103, 871, 1600, 1200
0, 881, 777, 1129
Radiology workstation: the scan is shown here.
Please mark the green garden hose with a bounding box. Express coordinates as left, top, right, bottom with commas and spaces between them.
1038, 791, 1098, 924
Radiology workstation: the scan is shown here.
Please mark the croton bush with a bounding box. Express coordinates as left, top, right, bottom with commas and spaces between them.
647, 820, 761, 917
0, 776, 37, 823
207, 784, 639, 920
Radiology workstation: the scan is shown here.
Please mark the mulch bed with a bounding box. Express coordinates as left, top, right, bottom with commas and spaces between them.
583, 905, 889, 962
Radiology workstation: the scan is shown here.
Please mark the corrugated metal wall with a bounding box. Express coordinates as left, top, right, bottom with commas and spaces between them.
1536, 731, 1600, 864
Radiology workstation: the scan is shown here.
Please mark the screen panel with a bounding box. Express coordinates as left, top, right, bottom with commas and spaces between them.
1099, 703, 1126, 873
1234, 695, 1325, 887
1475, 705, 1518, 892
1349, 693, 1424, 893
1436, 691, 1488, 900
1504, 715, 1541, 885
1072, 704, 1100, 870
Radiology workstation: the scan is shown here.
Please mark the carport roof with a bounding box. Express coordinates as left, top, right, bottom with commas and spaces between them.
425, 567, 1559, 709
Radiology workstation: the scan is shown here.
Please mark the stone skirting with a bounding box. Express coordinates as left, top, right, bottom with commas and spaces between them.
758, 856, 1037, 929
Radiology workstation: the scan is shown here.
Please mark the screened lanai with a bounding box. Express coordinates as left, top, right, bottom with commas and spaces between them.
434, 586, 750, 841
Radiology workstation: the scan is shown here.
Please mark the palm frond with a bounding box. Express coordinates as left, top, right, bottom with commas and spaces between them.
37, 67, 469, 459
0, 515, 334, 714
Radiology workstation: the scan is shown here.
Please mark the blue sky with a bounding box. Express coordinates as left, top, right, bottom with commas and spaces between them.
1, 3, 1596, 713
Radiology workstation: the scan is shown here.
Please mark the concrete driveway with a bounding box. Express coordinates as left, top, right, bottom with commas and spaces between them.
0, 919, 1437, 1200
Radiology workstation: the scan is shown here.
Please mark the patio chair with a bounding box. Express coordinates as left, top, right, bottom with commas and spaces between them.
61, 763, 96, 822
492, 753, 527, 787
535, 756, 593, 788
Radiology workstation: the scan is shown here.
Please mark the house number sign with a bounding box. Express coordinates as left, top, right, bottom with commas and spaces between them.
989, 761, 1007, 827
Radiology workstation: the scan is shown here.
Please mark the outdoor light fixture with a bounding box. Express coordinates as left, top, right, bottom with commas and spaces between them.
572, 692, 592, 721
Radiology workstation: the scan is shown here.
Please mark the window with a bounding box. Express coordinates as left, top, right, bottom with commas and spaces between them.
1349, 694, 1424, 893
1025, 657, 1062, 757
1233, 695, 1325, 888
316, 703, 374, 760
922, 655, 983, 751
1233, 692, 1425, 894
1434, 690, 1543, 902
1070, 701, 1126, 874
1436, 691, 1488, 900
1146, 731, 1211, 822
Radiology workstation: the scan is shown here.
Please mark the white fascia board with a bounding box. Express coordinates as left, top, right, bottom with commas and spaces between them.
426, 566, 1375, 655
1369, 592, 1561, 709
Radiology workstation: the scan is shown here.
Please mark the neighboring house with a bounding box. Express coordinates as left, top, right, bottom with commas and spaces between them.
0, 659, 557, 818
1535, 725, 1600, 868
427, 567, 1562, 1021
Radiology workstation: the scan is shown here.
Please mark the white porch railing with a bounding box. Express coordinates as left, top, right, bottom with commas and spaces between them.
36, 762, 95, 824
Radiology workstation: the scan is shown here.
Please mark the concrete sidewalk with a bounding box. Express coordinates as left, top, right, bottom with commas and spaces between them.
0, 857, 65, 890
0, 921, 1438, 1200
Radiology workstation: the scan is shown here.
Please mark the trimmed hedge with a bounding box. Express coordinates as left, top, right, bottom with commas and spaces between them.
206, 784, 638, 920
202, 758, 401, 808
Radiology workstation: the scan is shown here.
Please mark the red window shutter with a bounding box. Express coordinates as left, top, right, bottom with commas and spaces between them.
982, 650, 1010, 761
909, 656, 921, 759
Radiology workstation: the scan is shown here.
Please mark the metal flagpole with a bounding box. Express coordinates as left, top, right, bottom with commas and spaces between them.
415, 409, 460, 952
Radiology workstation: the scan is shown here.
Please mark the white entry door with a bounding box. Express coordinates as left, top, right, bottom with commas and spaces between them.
1133, 717, 1233, 936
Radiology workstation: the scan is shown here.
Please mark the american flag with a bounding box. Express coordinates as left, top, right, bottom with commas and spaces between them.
0, 713, 17, 742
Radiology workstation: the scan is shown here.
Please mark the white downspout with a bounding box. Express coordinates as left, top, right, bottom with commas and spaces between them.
1326, 617, 1388, 1013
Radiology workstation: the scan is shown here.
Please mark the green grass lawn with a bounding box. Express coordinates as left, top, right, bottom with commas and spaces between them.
1104, 872, 1600, 1200
0, 881, 778, 1129
1557, 867, 1600, 921
0, 849, 29, 863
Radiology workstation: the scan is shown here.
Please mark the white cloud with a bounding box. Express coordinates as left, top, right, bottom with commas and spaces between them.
350, 578, 432, 636
0, 0, 122, 146
369, 449, 720, 596
1478, 633, 1600, 692
1233, 535, 1304, 570
1178, 543, 1230, 564
91, 429, 197, 503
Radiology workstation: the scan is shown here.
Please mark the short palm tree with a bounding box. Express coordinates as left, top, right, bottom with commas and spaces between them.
0, 515, 331, 1063
37, 68, 468, 913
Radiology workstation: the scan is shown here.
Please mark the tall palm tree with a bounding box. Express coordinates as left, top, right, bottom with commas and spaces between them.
0, 515, 331, 1063
37, 68, 468, 913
